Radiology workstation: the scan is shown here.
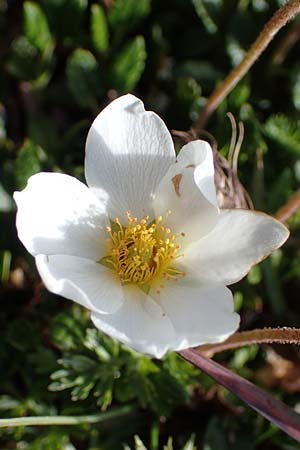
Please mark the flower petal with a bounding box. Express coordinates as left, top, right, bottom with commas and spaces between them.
181, 209, 290, 285
153, 140, 218, 243
14, 173, 107, 260
91, 280, 238, 358
91, 284, 176, 358
85, 94, 176, 221
36, 254, 124, 314
156, 281, 239, 348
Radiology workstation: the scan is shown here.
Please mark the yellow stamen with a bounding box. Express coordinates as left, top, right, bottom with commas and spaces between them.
103, 212, 184, 288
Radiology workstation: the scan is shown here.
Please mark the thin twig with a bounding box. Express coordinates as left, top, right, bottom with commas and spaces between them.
198, 328, 300, 358
0, 405, 133, 428
179, 349, 300, 441
196, 0, 300, 129
275, 191, 300, 222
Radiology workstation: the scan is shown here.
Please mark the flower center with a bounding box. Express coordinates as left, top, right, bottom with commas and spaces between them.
101, 212, 184, 291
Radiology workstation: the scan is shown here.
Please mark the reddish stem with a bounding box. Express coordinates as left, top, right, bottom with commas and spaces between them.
179, 348, 300, 441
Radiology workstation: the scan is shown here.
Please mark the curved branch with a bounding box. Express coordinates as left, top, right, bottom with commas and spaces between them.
196, 0, 300, 129
198, 328, 300, 357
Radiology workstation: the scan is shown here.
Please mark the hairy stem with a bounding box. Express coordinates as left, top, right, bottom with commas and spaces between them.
0, 405, 133, 428
179, 349, 300, 441
196, 0, 300, 129
198, 328, 300, 357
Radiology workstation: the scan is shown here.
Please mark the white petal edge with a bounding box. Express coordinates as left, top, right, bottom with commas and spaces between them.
91, 280, 239, 358
85, 94, 176, 221
36, 254, 124, 315
153, 140, 218, 243
152, 280, 240, 351
180, 209, 290, 285
91, 284, 176, 358
14, 173, 108, 260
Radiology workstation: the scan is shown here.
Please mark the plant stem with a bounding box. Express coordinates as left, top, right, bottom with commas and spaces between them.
275, 191, 300, 222
198, 328, 300, 357
0, 405, 133, 428
196, 0, 300, 129
179, 349, 300, 441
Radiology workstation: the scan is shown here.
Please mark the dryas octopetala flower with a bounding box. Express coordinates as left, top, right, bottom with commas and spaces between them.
14, 94, 289, 358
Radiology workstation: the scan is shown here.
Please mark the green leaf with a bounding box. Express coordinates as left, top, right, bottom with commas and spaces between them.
24, 1, 52, 52
192, 0, 217, 34
108, 0, 151, 30
264, 114, 300, 156
14, 139, 42, 189
7, 36, 39, 80
91, 4, 109, 53
176, 76, 201, 112
0, 250, 11, 283
60, 354, 98, 372
247, 265, 262, 285
292, 66, 300, 110
134, 436, 148, 450
66, 48, 101, 108
110, 36, 146, 92
50, 312, 85, 351
182, 435, 197, 450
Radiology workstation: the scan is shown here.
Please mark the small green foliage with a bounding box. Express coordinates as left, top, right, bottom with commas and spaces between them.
110, 36, 146, 93
91, 4, 109, 53
127, 434, 197, 450
108, 0, 151, 30
192, 0, 217, 34
50, 312, 86, 351
7, 36, 40, 80
66, 48, 101, 108
264, 114, 300, 156
49, 324, 194, 415
291, 66, 300, 110
14, 139, 43, 189
247, 265, 262, 285
176, 77, 201, 115
24, 1, 53, 53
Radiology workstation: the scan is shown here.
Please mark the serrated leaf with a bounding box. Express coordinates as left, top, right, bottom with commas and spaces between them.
108, 0, 151, 30
14, 139, 42, 189
66, 48, 101, 108
24, 1, 52, 52
110, 36, 146, 92
91, 4, 109, 53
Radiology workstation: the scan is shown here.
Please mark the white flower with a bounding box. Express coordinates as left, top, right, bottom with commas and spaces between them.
14, 94, 289, 358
